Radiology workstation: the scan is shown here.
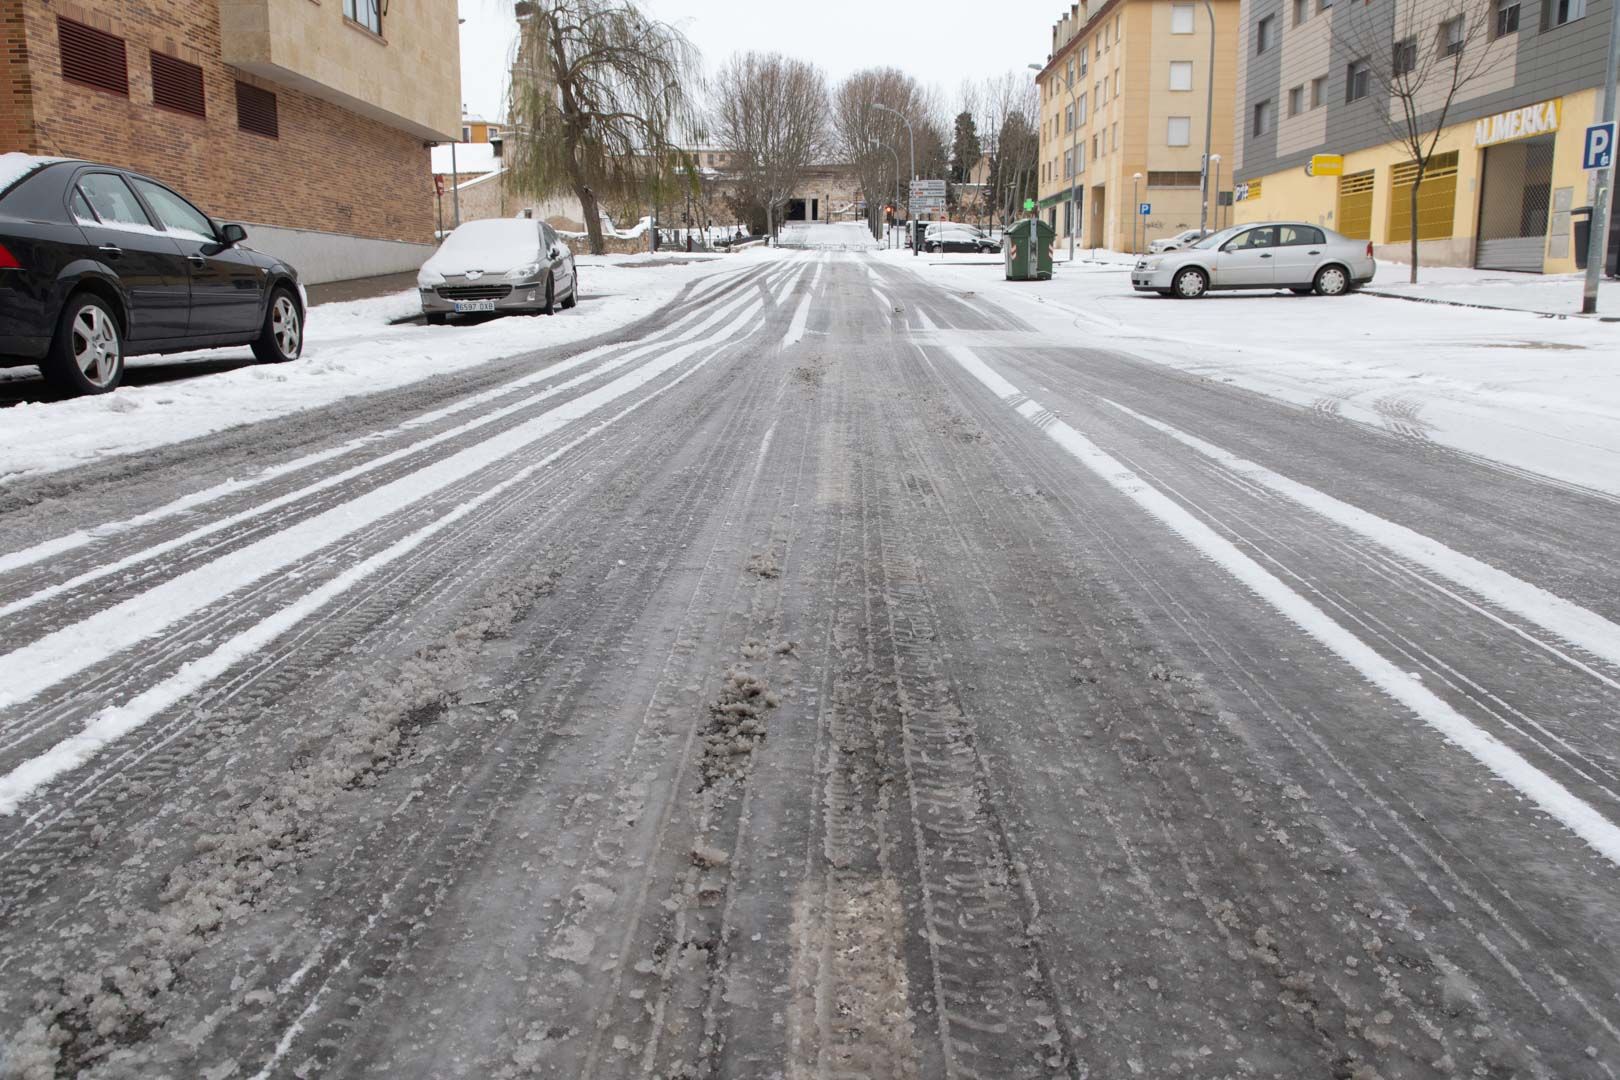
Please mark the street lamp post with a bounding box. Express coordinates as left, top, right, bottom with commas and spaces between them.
872, 102, 917, 256
1132, 172, 1143, 253
1198, 0, 1216, 236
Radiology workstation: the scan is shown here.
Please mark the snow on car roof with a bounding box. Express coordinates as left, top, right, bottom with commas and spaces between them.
424, 217, 542, 274
0, 152, 72, 196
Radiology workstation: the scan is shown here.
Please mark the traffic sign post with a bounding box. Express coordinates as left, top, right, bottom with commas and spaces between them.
1580, 0, 1618, 313
1585, 122, 1616, 170
1138, 202, 1152, 216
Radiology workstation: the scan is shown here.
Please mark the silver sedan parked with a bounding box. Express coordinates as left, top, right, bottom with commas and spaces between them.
418, 217, 577, 324
1132, 221, 1375, 298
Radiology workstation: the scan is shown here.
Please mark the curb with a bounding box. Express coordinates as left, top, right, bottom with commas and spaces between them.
1360, 287, 1620, 322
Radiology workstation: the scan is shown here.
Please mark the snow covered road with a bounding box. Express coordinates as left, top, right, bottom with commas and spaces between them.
1, 243, 1617, 1079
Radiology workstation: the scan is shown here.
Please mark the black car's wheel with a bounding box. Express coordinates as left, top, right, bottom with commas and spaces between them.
1313, 264, 1351, 296
561, 267, 578, 309
425, 312, 447, 326
252, 287, 303, 363
44, 292, 124, 395
1172, 267, 1209, 299
540, 273, 555, 315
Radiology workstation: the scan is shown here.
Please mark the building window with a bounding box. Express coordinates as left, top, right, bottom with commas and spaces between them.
1096, 80, 1104, 102
1078, 92, 1087, 123
1288, 85, 1304, 115
1167, 116, 1192, 145
1065, 105, 1073, 132
1148, 171, 1203, 187
1294, 0, 1310, 25
150, 51, 205, 118
1257, 15, 1276, 52
1077, 144, 1086, 172
1064, 150, 1073, 178
57, 17, 128, 97
1440, 16, 1465, 54
1092, 134, 1099, 159
1311, 75, 1327, 107
1113, 71, 1121, 97
1170, 61, 1193, 90
1393, 37, 1418, 76
1494, 0, 1521, 34
344, 0, 382, 35
1172, 3, 1196, 32
1253, 98, 1274, 135
1544, 0, 1586, 26
236, 81, 279, 138
1346, 59, 1370, 101
1080, 51, 1088, 76
1112, 122, 1118, 151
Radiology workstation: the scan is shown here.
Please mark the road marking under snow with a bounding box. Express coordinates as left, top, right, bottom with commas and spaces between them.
0, 288, 760, 621
782, 294, 813, 348
1103, 398, 1620, 684
933, 339, 1620, 867
0, 300, 762, 813
0, 299, 762, 721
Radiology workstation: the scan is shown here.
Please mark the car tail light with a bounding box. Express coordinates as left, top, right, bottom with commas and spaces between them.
1365, 241, 1374, 259
0, 241, 19, 270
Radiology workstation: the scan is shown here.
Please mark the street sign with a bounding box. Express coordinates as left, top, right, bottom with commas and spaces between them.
909, 197, 945, 211
909, 179, 946, 197
1138, 202, 1151, 215
1305, 153, 1344, 177
1584, 122, 1616, 171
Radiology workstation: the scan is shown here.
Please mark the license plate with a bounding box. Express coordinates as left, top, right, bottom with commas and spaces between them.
453, 300, 496, 313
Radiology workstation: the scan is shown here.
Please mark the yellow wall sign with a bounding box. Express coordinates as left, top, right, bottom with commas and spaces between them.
1305, 154, 1344, 177
1474, 100, 1560, 147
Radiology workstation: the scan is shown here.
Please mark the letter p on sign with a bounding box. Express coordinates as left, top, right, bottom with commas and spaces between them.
1585, 122, 1616, 171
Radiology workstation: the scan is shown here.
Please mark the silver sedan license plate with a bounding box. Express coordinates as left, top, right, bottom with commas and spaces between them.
453, 299, 497, 313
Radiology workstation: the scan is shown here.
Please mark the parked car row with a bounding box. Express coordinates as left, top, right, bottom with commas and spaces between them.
0, 153, 589, 399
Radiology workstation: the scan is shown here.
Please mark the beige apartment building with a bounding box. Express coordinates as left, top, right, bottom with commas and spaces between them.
1, 0, 460, 281
1034, 0, 1239, 252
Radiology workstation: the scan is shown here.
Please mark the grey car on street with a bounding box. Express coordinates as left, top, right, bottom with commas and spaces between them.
1132, 221, 1375, 298
418, 217, 577, 324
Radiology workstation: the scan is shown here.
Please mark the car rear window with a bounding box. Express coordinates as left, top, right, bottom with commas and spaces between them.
77, 172, 152, 227
1279, 224, 1325, 245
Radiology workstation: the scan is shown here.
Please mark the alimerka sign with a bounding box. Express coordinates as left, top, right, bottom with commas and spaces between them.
1474, 100, 1561, 147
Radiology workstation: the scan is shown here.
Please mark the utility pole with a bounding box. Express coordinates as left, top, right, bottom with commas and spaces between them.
873, 102, 916, 256
1581, 0, 1619, 313
1198, 0, 1216, 236
1132, 172, 1142, 253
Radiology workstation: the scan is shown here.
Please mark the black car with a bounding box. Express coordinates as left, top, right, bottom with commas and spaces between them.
922, 224, 999, 254
0, 154, 304, 395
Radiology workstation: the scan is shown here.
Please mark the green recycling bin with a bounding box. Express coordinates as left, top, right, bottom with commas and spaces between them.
1004, 218, 1055, 281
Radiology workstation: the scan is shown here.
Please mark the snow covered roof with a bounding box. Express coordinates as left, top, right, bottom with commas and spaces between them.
430, 142, 500, 176
0, 152, 71, 195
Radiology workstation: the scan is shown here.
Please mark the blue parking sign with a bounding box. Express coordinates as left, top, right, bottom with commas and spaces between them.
1584, 122, 1616, 171
1138, 202, 1151, 215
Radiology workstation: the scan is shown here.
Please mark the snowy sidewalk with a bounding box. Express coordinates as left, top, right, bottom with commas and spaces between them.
0, 250, 766, 484
879, 246, 1620, 497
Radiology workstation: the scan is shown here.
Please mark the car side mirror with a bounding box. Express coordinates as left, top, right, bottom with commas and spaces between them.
220, 222, 248, 246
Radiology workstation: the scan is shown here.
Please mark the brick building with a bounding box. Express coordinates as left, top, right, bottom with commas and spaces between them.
0, 0, 459, 282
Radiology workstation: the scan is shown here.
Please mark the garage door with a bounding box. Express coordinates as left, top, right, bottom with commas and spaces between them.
1476, 136, 1554, 272
1337, 171, 1374, 239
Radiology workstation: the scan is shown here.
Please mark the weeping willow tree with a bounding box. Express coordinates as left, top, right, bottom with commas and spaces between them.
507, 0, 701, 254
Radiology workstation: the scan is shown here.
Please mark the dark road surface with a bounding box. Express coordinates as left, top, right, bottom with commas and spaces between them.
1, 245, 1616, 1080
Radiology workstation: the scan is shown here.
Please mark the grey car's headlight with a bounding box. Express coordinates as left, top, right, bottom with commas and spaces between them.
417, 267, 445, 288
506, 262, 542, 281
1141, 258, 1163, 270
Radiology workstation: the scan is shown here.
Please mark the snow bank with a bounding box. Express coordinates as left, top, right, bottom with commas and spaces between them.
0, 252, 775, 484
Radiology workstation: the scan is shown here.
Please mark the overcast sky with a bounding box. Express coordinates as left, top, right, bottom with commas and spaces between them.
456, 0, 1062, 124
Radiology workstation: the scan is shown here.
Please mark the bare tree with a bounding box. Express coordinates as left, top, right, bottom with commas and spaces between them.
506, 0, 702, 254
974, 71, 1038, 227
1332, 0, 1497, 281
832, 68, 930, 239
712, 52, 829, 241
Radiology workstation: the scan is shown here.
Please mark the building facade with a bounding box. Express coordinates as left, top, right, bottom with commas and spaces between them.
1231, 0, 1612, 272
0, 0, 459, 282
1034, 0, 1240, 252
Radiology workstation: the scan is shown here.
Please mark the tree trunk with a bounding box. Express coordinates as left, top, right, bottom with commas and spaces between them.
578, 183, 605, 255
766, 202, 774, 246
1408, 169, 1424, 285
